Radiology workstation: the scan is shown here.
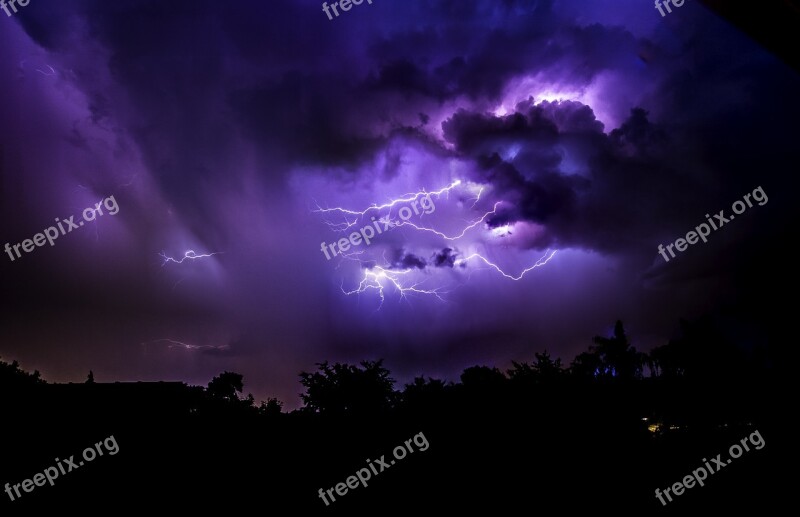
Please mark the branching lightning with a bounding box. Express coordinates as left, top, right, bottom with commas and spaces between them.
314, 178, 559, 307
340, 253, 446, 309
468, 186, 484, 208
141, 338, 230, 352
313, 179, 461, 218
36, 64, 56, 76
455, 249, 558, 281
159, 249, 223, 266
395, 202, 501, 240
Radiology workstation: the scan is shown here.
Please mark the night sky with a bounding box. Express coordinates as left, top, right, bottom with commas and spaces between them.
1, 0, 796, 408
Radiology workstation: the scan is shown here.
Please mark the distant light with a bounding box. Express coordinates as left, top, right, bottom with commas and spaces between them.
493, 105, 508, 117
491, 224, 512, 237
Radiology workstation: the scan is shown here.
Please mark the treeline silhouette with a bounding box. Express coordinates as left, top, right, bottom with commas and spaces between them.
0, 317, 785, 513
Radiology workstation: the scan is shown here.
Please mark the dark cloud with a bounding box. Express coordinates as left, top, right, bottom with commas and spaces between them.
432, 248, 458, 268
390, 250, 427, 270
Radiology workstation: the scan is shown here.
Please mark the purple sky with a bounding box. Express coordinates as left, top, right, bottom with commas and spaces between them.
1, 0, 796, 408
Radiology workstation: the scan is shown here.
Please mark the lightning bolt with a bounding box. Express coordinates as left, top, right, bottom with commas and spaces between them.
316, 179, 559, 307
36, 65, 56, 76
468, 186, 484, 208
340, 253, 446, 309
141, 339, 229, 352
159, 250, 223, 266
313, 179, 490, 239
320, 219, 361, 233
455, 249, 558, 281
313, 179, 462, 218
395, 202, 501, 240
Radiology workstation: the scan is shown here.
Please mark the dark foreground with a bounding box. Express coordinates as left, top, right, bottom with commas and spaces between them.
0, 319, 790, 513
0, 378, 788, 513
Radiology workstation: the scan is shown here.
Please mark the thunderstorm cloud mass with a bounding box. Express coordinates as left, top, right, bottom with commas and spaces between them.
1, 0, 795, 408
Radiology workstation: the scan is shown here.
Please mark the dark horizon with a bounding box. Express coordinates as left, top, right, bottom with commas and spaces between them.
0, 314, 785, 511
0, 313, 777, 410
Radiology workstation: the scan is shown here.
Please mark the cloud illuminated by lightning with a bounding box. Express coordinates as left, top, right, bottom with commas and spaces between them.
490, 224, 512, 237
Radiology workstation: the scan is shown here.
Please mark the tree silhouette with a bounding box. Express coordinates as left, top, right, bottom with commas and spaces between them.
591, 320, 644, 379
459, 365, 507, 404
299, 360, 396, 415
0, 358, 44, 387
508, 350, 564, 387
207, 371, 245, 401
259, 397, 284, 416
402, 376, 449, 409
570, 350, 604, 378
649, 318, 746, 380
571, 321, 644, 380
460, 366, 506, 389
